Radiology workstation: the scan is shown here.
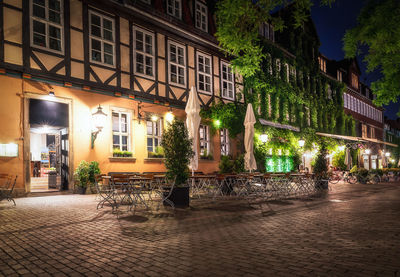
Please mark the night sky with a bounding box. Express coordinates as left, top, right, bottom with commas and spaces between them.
310, 0, 399, 119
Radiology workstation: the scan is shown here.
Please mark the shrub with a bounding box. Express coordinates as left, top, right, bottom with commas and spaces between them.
313, 142, 329, 179
219, 155, 234, 173
233, 154, 245, 173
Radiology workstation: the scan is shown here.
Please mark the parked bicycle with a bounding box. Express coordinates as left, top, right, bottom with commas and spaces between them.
329, 171, 357, 184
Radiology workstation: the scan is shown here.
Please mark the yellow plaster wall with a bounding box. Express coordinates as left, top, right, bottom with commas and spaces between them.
0, 76, 24, 193
3, 7, 22, 44
134, 77, 154, 93
158, 84, 166, 97
70, 30, 84, 60
213, 56, 219, 76
70, 0, 83, 30
120, 18, 129, 45
33, 51, 64, 72
91, 66, 115, 83
4, 44, 22, 66
3, 0, 22, 9
71, 61, 84, 79
121, 73, 130, 89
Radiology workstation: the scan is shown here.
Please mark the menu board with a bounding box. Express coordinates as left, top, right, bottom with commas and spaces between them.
0, 143, 18, 157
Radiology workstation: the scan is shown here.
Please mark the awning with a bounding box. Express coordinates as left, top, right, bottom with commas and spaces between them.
316, 132, 364, 142
259, 119, 300, 132
316, 132, 398, 147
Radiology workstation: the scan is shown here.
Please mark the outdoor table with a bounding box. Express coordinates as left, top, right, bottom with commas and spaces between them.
189, 175, 216, 198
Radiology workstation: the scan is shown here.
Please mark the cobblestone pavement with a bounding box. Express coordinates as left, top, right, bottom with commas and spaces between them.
1, 182, 400, 276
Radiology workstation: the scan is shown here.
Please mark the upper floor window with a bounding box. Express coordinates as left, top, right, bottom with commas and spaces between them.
220, 129, 230, 156
31, 0, 63, 53
351, 73, 359, 89
318, 57, 326, 73
167, 0, 181, 19
259, 22, 274, 42
275, 59, 281, 78
195, 1, 208, 32
133, 26, 155, 78
112, 110, 131, 151
290, 66, 296, 82
199, 125, 210, 156
337, 70, 342, 82
284, 63, 289, 82
197, 52, 212, 94
139, 0, 151, 3
146, 118, 162, 154
327, 85, 332, 100
168, 41, 186, 87
221, 61, 234, 100
89, 11, 115, 66
362, 124, 368, 138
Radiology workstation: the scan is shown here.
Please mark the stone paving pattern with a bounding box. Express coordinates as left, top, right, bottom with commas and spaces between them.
1, 182, 400, 276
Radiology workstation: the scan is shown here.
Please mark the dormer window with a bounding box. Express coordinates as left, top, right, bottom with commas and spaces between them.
259, 22, 274, 42
167, 0, 181, 19
337, 70, 342, 82
318, 57, 326, 73
195, 1, 208, 32
351, 73, 359, 89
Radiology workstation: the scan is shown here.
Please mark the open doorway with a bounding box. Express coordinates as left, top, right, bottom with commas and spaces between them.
29, 99, 69, 192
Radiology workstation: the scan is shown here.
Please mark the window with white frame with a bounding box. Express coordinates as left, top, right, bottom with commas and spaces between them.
259, 22, 274, 42
195, 1, 208, 32
31, 0, 63, 52
284, 63, 289, 82
221, 61, 234, 100
167, 0, 181, 19
199, 125, 210, 156
318, 57, 326, 73
146, 118, 162, 154
343, 93, 348, 108
327, 85, 332, 100
220, 128, 230, 156
275, 59, 281, 78
133, 26, 155, 78
89, 11, 115, 66
197, 52, 212, 94
112, 111, 130, 151
168, 41, 186, 86
290, 66, 296, 82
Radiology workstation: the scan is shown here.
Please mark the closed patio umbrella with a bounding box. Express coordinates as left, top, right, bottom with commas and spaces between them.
345, 148, 352, 170
244, 103, 257, 172
185, 86, 201, 174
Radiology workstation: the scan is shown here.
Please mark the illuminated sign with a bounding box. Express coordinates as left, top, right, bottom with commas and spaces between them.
0, 143, 18, 157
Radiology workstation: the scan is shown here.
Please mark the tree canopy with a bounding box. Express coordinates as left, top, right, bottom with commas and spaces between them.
343, 0, 400, 113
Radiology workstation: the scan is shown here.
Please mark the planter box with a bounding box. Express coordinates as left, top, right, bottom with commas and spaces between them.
163, 186, 190, 208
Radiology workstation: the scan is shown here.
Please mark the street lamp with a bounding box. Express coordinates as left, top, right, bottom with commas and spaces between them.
260, 133, 269, 144
91, 105, 107, 149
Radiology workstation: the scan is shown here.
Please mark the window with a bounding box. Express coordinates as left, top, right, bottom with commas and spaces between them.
199, 125, 210, 156
343, 93, 348, 108
266, 54, 272, 74
31, 0, 63, 52
195, 1, 208, 32
89, 11, 115, 66
327, 85, 332, 100
168, 41, 186, 86
351, 73, 359, 89
284, 64, 289, 82
221, 61, 234, 100
290, 66, 296, 82
112, 111, 130, 151
275, 59, 281, 78
146, 118, 162, 153
197, 52, 212, 94
133, 26, 155, 78
259, 22, 274, 42
337, 70, 342, 82
139, 0, 151, 3
167, 0, 181, 19
220, 129, 230, 156
362, 124, 368, 138
371, 127, 375, 139
318, 57, 326, 73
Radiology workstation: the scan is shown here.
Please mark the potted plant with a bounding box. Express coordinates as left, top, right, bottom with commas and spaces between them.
88, 161, 101, 193
313, 141, 329, 189
148, 146, 164, 158
200, 150, 213, 160
113, 148, 122, 157
74, 161, 90, 194
161, 119, 193, 207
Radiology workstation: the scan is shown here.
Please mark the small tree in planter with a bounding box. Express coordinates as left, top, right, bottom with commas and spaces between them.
74, 161, 101, 194
313, 141, 329, 189
161, 119, 193, 207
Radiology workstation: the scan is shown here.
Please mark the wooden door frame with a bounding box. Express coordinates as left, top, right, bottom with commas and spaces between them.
23, 93, 74, 193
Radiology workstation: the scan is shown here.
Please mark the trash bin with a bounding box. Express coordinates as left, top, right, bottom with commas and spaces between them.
48, 171, 57, 189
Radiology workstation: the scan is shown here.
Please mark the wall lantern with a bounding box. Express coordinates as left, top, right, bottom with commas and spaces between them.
91, 105, 107, 149
298, 138, 305, 148
385, 152, 391, 157
165, 111, 174, 124
260, 133, 269, 144
213, 119, 221, 128
151, 114, 159, 122
365, 149, 371, 155
48, 91, 55, 97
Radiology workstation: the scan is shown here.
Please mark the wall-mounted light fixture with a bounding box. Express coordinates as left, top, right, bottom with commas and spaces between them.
385, 152, 391, 157
298, 138, 305, 148
137, 102, 143, 124
48, 91, 55, 97
260, 133, 269, 144
365, 149, 371, 155
165, 108, 174, 124
91, 105, 107, 149
151, 114, 159, 122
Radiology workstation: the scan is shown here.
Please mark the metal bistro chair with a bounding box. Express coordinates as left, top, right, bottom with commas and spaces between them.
95, 174, 116, 210
0, 174, 17, 206
111, 174, 135, 211
153, 176, 176, 211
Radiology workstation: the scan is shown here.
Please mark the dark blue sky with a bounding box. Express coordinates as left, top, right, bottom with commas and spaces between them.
310, 0, 399, 119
